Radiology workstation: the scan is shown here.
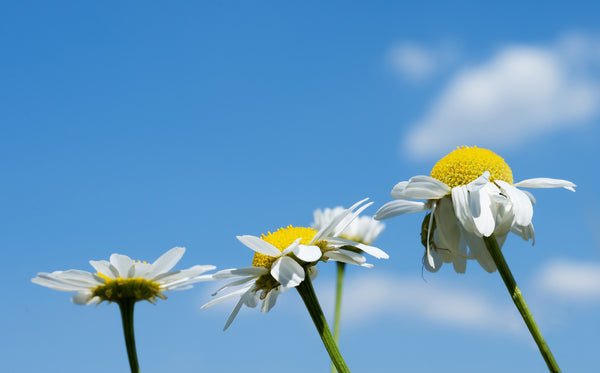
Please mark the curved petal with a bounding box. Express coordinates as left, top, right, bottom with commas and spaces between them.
261, 289, 279, 313
237, 235, 281, 258
514, 178, 576, 192
451, 187, 478, 235
496, 180, 533, 227
292, 244, 322, 262
423, 248, 442, 273
374, 200, 428, 220
401, 176, 451, 199
270, 257, 305, 288
326, 237, 389, 259
201, 284, 254, 309
325, 250, 367, 266
468, 185, 495, 237
462, 231, 496, 273
212, 267, 268, 280
89, 260, 118, 279
511, 223, 535, 245
71, 292, 93, 305
312, 198, 370, 243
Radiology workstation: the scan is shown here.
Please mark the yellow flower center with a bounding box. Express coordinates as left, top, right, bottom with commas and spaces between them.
92, 274, 164, 304
430, 146, 513, 188
252, 225, 320, 269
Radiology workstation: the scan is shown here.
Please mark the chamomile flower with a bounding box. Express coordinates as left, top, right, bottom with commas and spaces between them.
375, 146, 575, 273
203, 198, 388, 330
32, 247, 215, 305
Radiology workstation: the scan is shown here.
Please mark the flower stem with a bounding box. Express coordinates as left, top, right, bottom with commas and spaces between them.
296, 275, 351, 373
483, 234, 561, 373
331, 262, 346, 373
118, 300, 140, 373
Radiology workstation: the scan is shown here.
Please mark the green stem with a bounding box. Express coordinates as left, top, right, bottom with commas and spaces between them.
296, 275, 351, 373
483, 234, 561, 373
331, 262, 346, 373
118, 300, 140, 373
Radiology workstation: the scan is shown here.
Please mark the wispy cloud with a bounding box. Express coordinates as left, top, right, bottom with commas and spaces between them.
387, 40, 460, 82
401, 33, 600, 160
534, 259, 600, 301
319, 273, 523, 335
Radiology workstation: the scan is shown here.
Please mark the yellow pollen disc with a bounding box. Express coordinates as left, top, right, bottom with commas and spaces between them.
430, 146, 513, 188
92, 276, 164, 304
252, 225, 318, 269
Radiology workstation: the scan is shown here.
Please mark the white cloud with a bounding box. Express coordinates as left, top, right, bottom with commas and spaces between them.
323, 273, 523, 335
402, 33, 600, 160
387, 41, 459, 82
535, 259, 600, 301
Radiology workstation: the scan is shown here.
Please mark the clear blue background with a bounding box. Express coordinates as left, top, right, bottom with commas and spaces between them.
1, 2, 598, 372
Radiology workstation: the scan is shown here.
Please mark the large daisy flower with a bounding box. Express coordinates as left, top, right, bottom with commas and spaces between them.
312, 206, 385, 245
32, 247, 215, 305
202, 198, 389, 330
374, 146, 575, 273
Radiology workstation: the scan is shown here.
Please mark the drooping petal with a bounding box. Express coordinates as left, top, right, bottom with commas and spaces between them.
496, 180, 534, 227
433, 197, 461, 255
423, 248, 442, 273
261, 290, 279, 313
145, 247, 186, 279
511, 223, 535, 245
374, 200, 428, 220
514, 178, 576, 192
237, 235, 281, 258
270, 257, 305, 289
463, 231, 496, 273
211, 276, 259, 296
468, 184, 495, 237
451, 186, 478, 235
201, 285, 254, 309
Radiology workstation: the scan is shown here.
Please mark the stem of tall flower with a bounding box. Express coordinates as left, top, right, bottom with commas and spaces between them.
331, 262, 346, 373
483, 234, 561, 373
296, 275, 351, 373
118, 299, 141, 373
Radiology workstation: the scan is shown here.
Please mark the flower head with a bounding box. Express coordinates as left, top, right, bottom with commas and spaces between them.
375, 146, 575, 273
32, 247, 215, 305
203, 198, 388, 330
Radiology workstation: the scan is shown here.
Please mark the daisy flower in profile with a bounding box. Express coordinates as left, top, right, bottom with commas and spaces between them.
375, 146, 575, 273
202, 198, 388, 331
32, 247, 215, 305
32, 247, 215, 373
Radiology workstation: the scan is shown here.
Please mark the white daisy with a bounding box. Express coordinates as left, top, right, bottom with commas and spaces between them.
375, 146, 575, 273
312, 206, 385, 245
32, 247, 215, 305
202, 198, 389, 330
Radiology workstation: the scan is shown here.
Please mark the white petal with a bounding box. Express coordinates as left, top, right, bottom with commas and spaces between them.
433, 197, 460, 255
496, 180, 534, 227
201, 285, 253, 309
270, 257, 305, 288
374, 200, 428, 220
71, 292, 93, 305
261, 290, 279, 313
142, 247, 185, 280
110, 254, 134, 278
131, 262, 153, 278
212, 267, 268, 280
466, 171, 490, 192
156, 265, 216, 285
327, 237, 389, 259
292, 245, 322, 262
237, 235, 281, 258
400, 175, 451, 199
312, 198, 370, 243
332, 200, 373, 238
514, 178, 576, 192
511, 223, 535, 245
390, 181, 409, 198
211, 276, 259, 296
325, 249, 368, 266
308, 266, 319, 281
423, 249, 442, 273
463, 231, 496, 273
468, 185, 495, 237
223, 295, 246, 331
89, 260, 118, 279
32, 273, 93, 292
451, 187, 478, 235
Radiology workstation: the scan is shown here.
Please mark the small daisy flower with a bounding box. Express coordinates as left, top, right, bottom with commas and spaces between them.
203, 198, 388, 330
32, 247, 215, 305
375, 146, 575, 273
312, 206, 385, 245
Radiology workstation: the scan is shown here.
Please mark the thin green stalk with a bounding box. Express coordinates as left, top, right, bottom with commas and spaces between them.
118, 300, 140, 373
296, 275, 351, 373
331, 262, 346, 373
483, 234, 561, 373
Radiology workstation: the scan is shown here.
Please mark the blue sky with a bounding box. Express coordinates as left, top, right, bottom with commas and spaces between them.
2, 1, 599, 372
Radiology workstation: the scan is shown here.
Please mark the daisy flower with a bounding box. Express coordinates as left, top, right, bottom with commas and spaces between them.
375, 146, 575, 273
202, 198, 388, 330
32, 247, 215, 373
32, 247, 216, 305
